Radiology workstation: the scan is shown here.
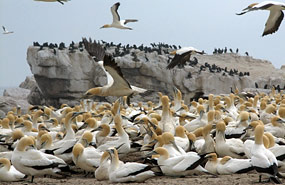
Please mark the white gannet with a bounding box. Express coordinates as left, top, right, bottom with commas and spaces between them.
107, 148, 155, 183
0, 158, 26, 182
237, 1, 285, 36
162, 132, 186, 157
95, 151, 111, 181
97, 114, 130, 154
34, 0, 69, 5
216, 156, 253, 175
100, 2, 138, 30
159, 96, 176, 135
264, 116, 285, 137
251, 125, 282, 184
215, 121, 245, 159
83, 47, 146, 101
205, 153, 221, 174
148, 147, 210, 177
2, 26, 14, 34
72, 143, 102, 172
11, 137, 66, 183
166, 47, 204, 69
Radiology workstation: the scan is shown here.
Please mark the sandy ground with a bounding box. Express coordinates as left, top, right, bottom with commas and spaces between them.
1, 172, 281, 185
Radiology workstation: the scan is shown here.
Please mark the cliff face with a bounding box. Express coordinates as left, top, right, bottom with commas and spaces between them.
26, 43, 284, 107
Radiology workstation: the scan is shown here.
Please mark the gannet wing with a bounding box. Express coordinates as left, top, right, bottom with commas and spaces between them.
111, 2, 120, 22
123, 19, 138, 25
103, 54, 131, 90
263, 10, 284, 36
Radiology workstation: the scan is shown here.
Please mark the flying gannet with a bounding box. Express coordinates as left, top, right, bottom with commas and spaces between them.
100, 2, 138, 30
2, 26, 14, 34
237, 1, 285, 36
34, 0, 69, 5
166, 47, 204, 69
82, 39, 146, 103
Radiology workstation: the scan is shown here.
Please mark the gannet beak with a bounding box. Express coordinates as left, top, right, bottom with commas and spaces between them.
115, 143, 125, 151
91, 126, 102, 132
145, 150, 157, 157
78, 122, 88, 130
71, 112, 86, 120
170, 140, 181, 153
15, 124, 24, 129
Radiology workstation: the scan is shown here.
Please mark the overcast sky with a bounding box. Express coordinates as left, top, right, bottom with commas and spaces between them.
0, 0, 284, 87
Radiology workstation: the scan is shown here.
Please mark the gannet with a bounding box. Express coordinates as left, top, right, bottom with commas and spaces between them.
83, 44, 146, 101
107, 148, 155, 183
216, 156, 253, 175
100, 2, 138, 30
95, 151, 112, 181
0, 158, 26, 182
215, 121, 245, 159
34, 0, 69, 5
11, 137, 67, 183
260, 104, 276, 124
97, 114, 130, 154
147, 147, 210, 177
2, 26, 14, 34
159, 96, 176, 135
264, 116, 285, 137
72, 143, 102, 172
251, 125, 282, 184
204, 153, 221, 174
166, 47, 204, 69
237, 1, 285, 36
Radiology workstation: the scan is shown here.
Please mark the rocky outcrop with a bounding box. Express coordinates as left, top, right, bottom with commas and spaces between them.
26, 42, 284, 107
0, 87, 31, 115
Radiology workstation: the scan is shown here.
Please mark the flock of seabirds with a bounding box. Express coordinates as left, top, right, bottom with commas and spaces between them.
1, 0, 285, 184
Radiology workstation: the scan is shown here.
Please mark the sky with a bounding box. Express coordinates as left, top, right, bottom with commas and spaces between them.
0, 0, 284, 88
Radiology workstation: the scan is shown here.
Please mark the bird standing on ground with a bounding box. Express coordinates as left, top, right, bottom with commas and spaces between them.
100, 2, 138, 30
237, 1, 285, 36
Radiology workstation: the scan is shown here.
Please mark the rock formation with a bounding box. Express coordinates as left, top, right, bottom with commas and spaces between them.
23, 40, 284, 107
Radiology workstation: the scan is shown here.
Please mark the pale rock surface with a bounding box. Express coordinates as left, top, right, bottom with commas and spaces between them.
25, 44, 284, 107
0, 88, 31, 115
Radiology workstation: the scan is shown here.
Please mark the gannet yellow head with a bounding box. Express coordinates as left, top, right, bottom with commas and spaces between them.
85, 118, 97, 128
100, 24, 111, 29
56, 132, 64, 140
175, 126, 186, 138
150, 147, 169, 159
72, 143, 84, 163
207, 110, 215, 122
264, 132, 275, 148
81, 131, 93, 147
97, 124, 111, 137
0, 158, 11, 171
216, 121, 226, 132
220, 156, 232, 165
278, 107, 285, 118
100, 151, 110, 164
170, 50, 177, 55
84, 87, 102, 97
205, 153, 218, 162
193, 127, 203, 137
1, 118, 9, 129
263, 135, 269, 148
186, 132, 196, 142
161, 96, 170, 107
265, 104, 276, 114
202, 123, 212, 137
17, 136, 35, 151
162, 132, 175, 144
254, 125, 264, 145
239, 111, 249, 122
11, 129, 24, 141
40, 133, 52, 149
